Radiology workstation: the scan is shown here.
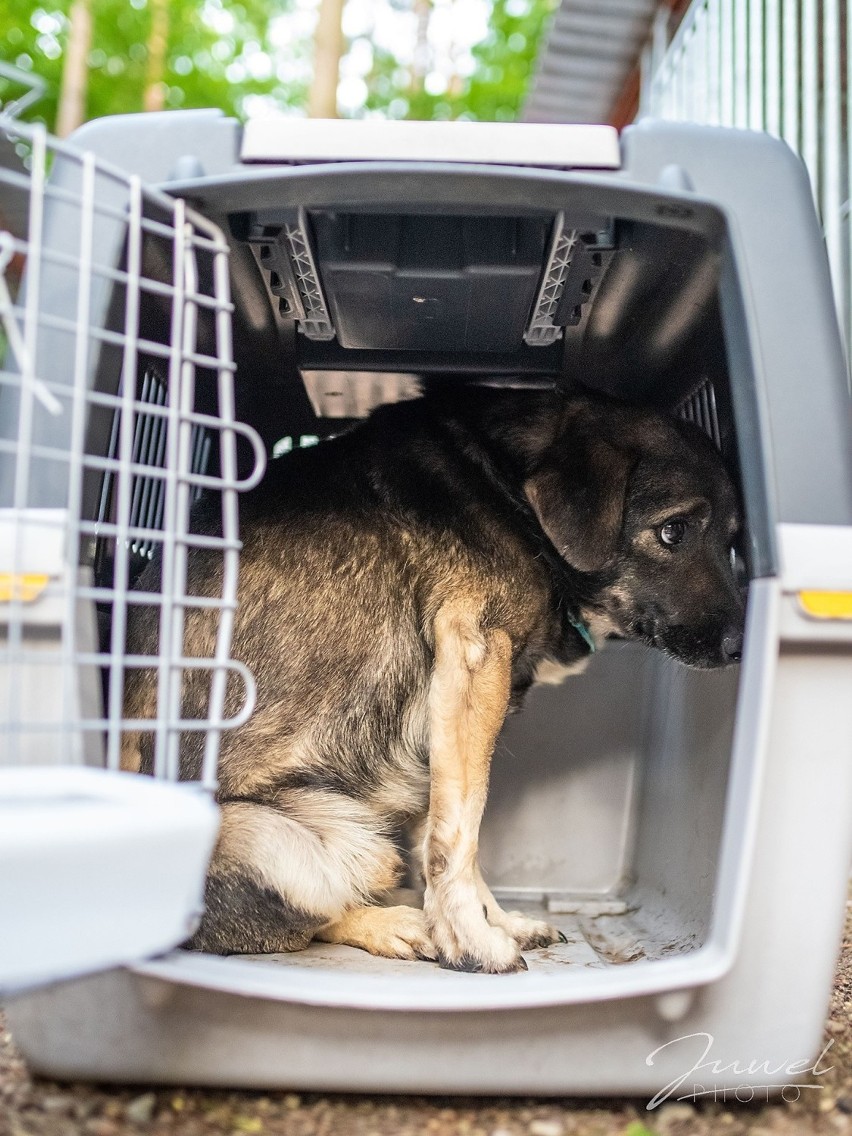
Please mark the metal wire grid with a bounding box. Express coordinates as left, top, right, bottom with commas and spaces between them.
0, 117, 265, 787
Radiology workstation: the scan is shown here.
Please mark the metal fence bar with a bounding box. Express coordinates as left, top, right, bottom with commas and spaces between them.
733, 0, 749, 128
822, 0, 847, 333
748, 0, 764, 130
708, 0, 722, 124
720, 0, 735, 124
781, 0, 800, 151
641, 0, 852, 377
693, 4, 709, 125
800, 0, 820, 201
764, 0, 781, 136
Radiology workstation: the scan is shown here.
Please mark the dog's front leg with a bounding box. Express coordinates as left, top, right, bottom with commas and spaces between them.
475, 869, 565, 950
424, 600, 524, 974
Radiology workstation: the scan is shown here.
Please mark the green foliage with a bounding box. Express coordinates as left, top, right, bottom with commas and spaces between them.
0, 1, 66, 127
459, 0, 557, 119
624, 1123, 660, 1136
0, 0, 552, 131
0, 0, 306, 132
360, 0, 557, 121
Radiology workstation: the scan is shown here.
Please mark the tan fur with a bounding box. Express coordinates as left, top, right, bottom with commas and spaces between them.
582, 609, 622, 644
316, 905, 436, 960
214, 792, 401, 922
422, 597, 524, 972
365, 685, 432, 821
533, 656, 591, 685
119, 732, 142, 772
474, 868, 560, 950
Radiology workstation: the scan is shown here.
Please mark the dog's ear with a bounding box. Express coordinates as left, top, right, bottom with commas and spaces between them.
523, 436, 632, 572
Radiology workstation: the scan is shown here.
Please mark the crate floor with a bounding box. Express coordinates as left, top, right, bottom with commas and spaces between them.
233, 899, 684, 977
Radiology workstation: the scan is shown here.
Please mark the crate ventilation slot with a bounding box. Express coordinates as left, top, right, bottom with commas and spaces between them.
524, 213, 615, 347
253, 210, 335, 342
676, 379, 722, 450
97, 367, 210, 564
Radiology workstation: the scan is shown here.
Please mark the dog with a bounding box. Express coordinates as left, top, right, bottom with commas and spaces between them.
122, 383, 746, 974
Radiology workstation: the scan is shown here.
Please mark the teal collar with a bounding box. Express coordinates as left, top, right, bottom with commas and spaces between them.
569, 615, 596, 653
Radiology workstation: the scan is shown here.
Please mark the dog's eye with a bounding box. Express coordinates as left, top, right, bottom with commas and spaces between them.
659, 518, 687, 547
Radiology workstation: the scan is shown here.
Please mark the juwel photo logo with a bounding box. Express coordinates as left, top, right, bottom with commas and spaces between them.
645, 1032, 834, 1110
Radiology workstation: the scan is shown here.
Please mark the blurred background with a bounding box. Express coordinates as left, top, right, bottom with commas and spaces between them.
0, 0, 558, 133
1, 0, 850, 368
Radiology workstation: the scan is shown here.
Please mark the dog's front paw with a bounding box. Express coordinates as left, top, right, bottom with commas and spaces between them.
439, 925, 527, 974
426, 902, 527, 973
488, 908, 565, 950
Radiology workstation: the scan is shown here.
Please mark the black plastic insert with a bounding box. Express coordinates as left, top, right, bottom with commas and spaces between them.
309, 213, 549, 353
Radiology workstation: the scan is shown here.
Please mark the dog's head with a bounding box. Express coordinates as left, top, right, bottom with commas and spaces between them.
524, 393, 746, 668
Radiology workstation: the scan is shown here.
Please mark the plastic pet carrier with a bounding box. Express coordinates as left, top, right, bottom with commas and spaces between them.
3, 111, 852, 1099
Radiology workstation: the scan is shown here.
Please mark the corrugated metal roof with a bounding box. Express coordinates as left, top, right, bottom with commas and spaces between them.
524, 0, 657, 125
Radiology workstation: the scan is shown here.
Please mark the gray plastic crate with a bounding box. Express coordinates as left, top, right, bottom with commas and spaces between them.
4, 115, 852, 1100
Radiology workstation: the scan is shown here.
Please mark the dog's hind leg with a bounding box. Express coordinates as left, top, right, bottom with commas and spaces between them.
315, 905, 436, 960
187, 790, 405, 955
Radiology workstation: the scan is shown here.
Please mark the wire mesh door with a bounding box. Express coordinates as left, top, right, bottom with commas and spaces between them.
0, 116, 264, 787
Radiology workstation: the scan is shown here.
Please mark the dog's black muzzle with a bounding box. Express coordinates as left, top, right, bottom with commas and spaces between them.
633, 604, 746, 670
657, 612, 746, 669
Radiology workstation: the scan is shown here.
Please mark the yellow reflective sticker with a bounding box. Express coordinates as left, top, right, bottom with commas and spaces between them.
0, 573, 50, 603
798, 591, 852, 620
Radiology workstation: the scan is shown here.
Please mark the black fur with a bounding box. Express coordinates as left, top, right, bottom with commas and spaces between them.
186, 870, 317, 955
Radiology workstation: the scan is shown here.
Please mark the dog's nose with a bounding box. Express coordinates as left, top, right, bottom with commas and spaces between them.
722, 630, 743, 663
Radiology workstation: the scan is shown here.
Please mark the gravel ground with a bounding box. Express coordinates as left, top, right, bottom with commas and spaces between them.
3, 899, 852, 1136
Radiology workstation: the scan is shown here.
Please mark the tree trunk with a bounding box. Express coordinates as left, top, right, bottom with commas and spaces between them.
143, 0, 170, 113
56, 0, 92, 138
308, 0, 346, 118
411, 0, 432, 96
